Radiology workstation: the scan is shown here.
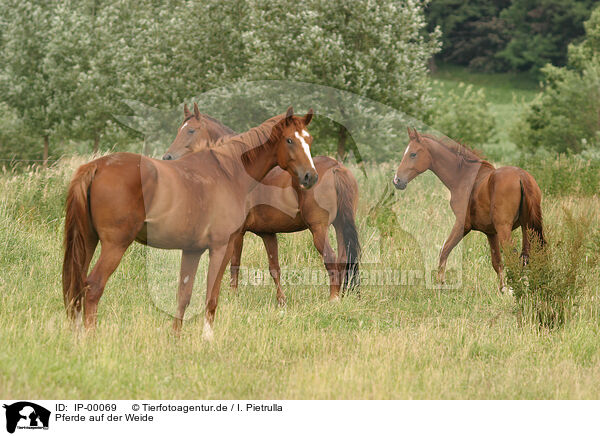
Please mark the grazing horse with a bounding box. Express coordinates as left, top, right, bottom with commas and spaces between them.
62, 107, 317, 339
164, 105, 360, 304
393, 128, 544, 292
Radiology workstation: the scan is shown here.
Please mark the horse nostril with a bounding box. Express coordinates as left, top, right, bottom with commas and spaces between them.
163, 153, 173, 160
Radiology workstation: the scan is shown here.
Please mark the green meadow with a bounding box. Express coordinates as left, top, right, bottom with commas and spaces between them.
1, 69, 600, 399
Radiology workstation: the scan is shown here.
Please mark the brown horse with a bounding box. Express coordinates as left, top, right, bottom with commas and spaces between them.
62, 107, 317, 340
393, 128, 544, 292
162, 103, 235, 160
164, 105, 360, 304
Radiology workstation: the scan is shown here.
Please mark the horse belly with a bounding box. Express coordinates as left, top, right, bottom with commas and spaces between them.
245, 205, 305, 233
470, 184, 494, 233
244, 182, 302, 233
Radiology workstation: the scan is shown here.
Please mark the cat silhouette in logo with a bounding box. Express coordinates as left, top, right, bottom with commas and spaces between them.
3, 402, 50, 434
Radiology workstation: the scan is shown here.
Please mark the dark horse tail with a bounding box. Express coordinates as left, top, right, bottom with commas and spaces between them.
520, 172, 545, 247
63, 162, 97, 320
333, 166, 361, 292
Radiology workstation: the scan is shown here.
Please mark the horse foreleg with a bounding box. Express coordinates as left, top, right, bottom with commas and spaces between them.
229, 231, 245, 294
259, 233, 285, 306
309, 224, 340, 301
438, 221, 468, 284
173, 250, 203, 333
203, 241, 236, 341
84, 242, 128, 329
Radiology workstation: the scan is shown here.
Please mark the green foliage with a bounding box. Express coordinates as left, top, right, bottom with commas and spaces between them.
517, 154, 600, 196
504, 210, 598, 329
431, 82, 495, 145
426, 0, 597, 73
497, 0, 597, 73
569, 5, 600, 70
0, 0, 441, 163
426, 0, 511, 71
0, 103, 39, 161
512, 6, 600, 154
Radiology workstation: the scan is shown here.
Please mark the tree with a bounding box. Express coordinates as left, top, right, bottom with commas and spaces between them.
498, 0, 598, 73
426, 0, 598, 74
0, 1, 62, 166
512, 5, 600, 153
240, 0, 441, 159
426, 0, 510, 71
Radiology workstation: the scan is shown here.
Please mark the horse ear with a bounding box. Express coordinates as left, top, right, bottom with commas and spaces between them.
285, 106, 294, 124
193, 102, 200, 120
407, 126, 415, 139
184, 104, 191, 119
304, 108, 313, 126
414, 128, 422, 142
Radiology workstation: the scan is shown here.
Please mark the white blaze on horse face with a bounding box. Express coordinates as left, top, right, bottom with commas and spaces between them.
179, 121, 189, 132
295, 130, 316, 170
404, 144, 411, 157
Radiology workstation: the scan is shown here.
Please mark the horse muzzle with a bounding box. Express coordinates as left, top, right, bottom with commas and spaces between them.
299, 170, 318, 189
393, 175, 407, 190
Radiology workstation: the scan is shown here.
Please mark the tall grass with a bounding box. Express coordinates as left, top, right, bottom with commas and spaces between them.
505, 209, 600, 329
1, 158, 600, 399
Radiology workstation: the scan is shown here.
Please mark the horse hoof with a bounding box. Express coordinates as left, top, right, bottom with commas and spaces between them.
501, 286, 514, 296
202, 320, 214, 341
329, 295, 341, 303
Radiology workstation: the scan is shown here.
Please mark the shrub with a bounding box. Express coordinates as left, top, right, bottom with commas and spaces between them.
512, 5, 600, 154
504, 209, 598, 329
517, 153, 600, 196
431, 82, 496, 146
511, 62, 600, 153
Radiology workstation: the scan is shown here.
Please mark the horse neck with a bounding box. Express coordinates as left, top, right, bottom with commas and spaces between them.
204, 123, 229, 145
232, 137, 280, 193
424, 138, 480, 192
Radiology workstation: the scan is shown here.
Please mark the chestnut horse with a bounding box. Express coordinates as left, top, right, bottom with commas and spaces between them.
163, 105, 360, 304
393, 128, 544, 292
63, 107, 317, 340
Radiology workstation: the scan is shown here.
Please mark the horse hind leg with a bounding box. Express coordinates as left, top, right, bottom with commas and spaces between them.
494, 223, 514, 295
83, 242, 128, 329
309, 223, 341, 302
520, 225, 530, 265
334, 222, 348, 295
75, 233, 99, 330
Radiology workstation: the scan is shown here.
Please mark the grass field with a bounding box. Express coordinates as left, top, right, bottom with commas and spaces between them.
432, 63, 540, 162
1, 68, 600, 399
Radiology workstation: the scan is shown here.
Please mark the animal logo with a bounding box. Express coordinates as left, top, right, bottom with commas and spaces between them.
2, 402, 50, 433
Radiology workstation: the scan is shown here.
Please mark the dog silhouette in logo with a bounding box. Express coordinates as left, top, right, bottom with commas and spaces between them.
3, 402, 50, 434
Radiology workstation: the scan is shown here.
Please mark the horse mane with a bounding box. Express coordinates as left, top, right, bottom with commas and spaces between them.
208, 113, 303, 177
201, 114, 236, 140
421, 133, 494, 169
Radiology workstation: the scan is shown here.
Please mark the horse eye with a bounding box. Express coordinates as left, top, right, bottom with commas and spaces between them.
188, 129, 195, 134
410, 152, 417, 158
286, 138, 293, 144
